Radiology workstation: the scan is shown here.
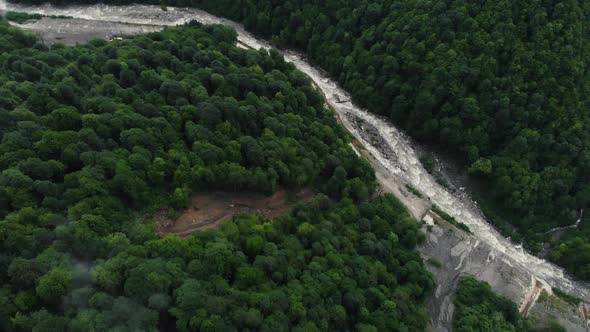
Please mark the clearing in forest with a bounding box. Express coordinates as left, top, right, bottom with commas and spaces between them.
155, 190, 314, 236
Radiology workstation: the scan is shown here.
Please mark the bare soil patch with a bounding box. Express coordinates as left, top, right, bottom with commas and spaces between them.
155, 189, 314, 236
519, 278, 544, 317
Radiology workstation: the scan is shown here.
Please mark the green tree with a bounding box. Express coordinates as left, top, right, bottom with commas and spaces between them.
36, 267, 72, 305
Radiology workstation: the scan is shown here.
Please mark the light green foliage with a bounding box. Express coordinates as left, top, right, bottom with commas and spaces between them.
36, 268, 72, 304
469, 158, 493, 176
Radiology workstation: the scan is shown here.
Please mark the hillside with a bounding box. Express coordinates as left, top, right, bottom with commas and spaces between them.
186, 0, 590, 279
17, 0, 590, 279
0, 19, 437, 331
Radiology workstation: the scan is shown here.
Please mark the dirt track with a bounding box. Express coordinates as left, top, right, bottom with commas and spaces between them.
519, 278, 545, 317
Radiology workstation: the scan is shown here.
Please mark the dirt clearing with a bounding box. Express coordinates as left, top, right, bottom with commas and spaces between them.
155, 189, 314, 236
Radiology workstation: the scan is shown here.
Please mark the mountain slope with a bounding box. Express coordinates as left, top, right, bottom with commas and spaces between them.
0, 19, 433, 331
24, 0, 590, 278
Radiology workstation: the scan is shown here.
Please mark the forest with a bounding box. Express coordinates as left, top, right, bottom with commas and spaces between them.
0, 18, 436, 331
453, 277, 566, 332
15, 0, 590, 280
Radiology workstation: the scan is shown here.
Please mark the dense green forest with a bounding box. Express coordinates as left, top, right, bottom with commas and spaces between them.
18, 0, 590, 278
0, 18, 436, 331
453, 277, 566, 332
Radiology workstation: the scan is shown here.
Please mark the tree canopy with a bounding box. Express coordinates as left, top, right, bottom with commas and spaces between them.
0, 19, 433, 331
453, 277, 566, 332
25, 0, 590, 278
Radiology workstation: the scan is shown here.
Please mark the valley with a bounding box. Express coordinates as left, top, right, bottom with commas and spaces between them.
1, 0, 589, 330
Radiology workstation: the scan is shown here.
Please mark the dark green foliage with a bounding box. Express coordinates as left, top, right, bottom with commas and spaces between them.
3, 11, 71, 24
163, 195, 433, 331
35, 0, 590, 231
0, 19, 37, 53
454, 277, 527, 332
420, 155, 435, 174
10, 0, 590, 284
4, 11, 43, 24
426, 258, 442, 268
548, 213, 590, 280
405, 184, 423, 198
432, 205, 471, 234
24, 0, 590, 278
0, 21, 433, 330
454, 277, 566, 332
0, 19, 375, 231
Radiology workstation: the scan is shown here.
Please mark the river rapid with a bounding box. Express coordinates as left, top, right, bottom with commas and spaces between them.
2, 0, 588, 318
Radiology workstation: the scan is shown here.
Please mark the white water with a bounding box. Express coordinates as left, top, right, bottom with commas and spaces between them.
1, 0, 588, 300
546, 209, 584, 234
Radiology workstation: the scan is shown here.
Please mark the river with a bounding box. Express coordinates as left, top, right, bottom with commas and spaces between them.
1, 0, 588, 329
